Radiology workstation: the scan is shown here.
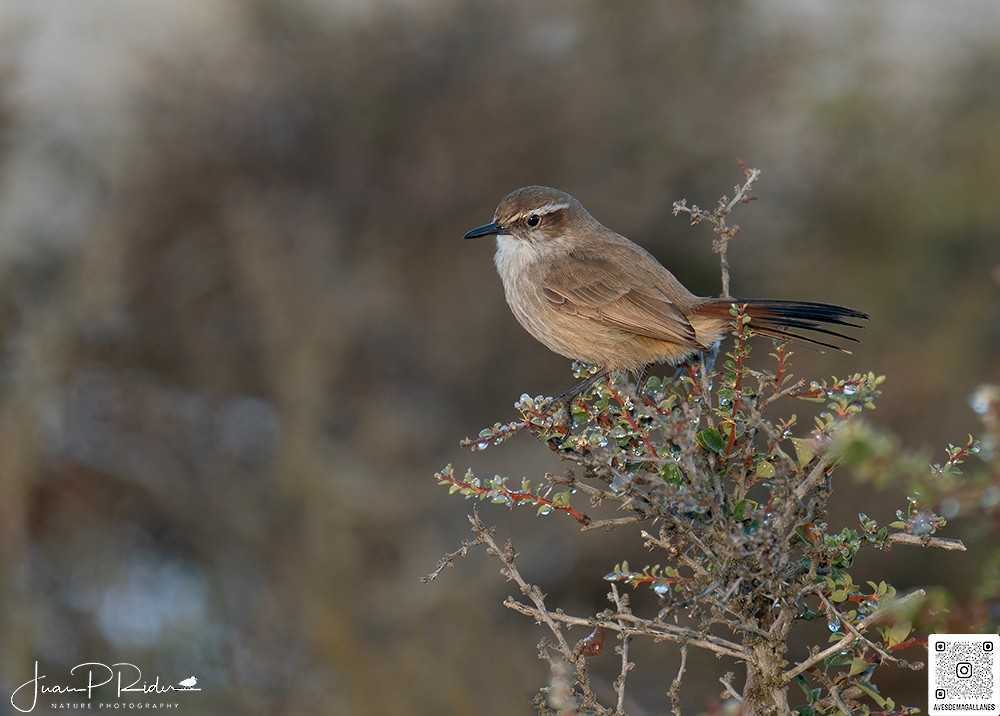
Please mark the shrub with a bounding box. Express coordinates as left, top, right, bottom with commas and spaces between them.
428, 167, 980, 714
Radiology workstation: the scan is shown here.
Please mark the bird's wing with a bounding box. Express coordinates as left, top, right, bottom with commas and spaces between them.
541, 252, 697, 345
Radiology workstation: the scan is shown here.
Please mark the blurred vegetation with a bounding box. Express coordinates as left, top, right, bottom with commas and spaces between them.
0, 1, 998, 714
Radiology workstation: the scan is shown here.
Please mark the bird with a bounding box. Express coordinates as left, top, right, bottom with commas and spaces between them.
464, 185, 867, 397
178, 676, 198, 688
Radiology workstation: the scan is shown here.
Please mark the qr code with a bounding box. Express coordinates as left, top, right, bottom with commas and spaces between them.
929, 634, 1000, 715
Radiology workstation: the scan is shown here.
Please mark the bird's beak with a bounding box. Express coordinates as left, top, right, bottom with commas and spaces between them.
463, 221, 501, 240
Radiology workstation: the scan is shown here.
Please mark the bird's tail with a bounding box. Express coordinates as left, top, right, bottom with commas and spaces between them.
697, 298, 869, 353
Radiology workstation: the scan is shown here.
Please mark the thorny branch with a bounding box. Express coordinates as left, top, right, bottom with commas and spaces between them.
673, 160, 761, 298
504, 590, 750, 662
812, 669, 855, 716
719, 672, 744, 704
668, 645, 688, 716
783, 589, 927, 681
612, 587, 633, 715
886, 531, 966, 551
470, 508, 616, 713
819, 592, 917, 669
470, 498, 750, 662
472, 509, 576, 660
420, 537, 482, 583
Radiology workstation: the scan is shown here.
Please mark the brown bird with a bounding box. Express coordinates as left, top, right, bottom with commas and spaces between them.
464, 185, 867, 394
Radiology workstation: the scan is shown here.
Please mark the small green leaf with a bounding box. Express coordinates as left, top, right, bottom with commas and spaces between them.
657, 394, 678, 411
755, 459, 776, 479
885, 621, 912, 648
849, 657, 870, 676
856, 680, 886, 707
609, 424, 629, 440
791, 438, 816, 467
551, 491, 571, 508
696, 428, 726, 453
659, 462, 685, 485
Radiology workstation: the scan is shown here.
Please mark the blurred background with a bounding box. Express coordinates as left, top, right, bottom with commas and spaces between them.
0, 1, 998, 714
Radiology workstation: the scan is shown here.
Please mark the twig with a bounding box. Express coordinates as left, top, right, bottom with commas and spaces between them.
437, 467, 591, 524
471, 510, 576, 659
545, 471, 611, 503
758, 376, 807, 411
582, 515, 649, 532
887, 532, 966, 551
614, 639, 631, 714
725, 163, 762, 214
818, 593, 901, 667
420, 538, 481, 583
470, 511, 619, 712
683, 529, 721, 570
716, 165, 761, 298
546, 458, 659, 516
792, 454, 833, 503
668, 645, 688, 716
719, 672, 744, 703
672, 163, 761, 298
503, 599, 749, 661
784, 589, 926, 681
641, 529, 710, 578
813, 669, 855, 716
608, 584, 634, 715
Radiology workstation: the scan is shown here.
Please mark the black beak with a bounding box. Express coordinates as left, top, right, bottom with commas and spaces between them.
463, 221, 501, 240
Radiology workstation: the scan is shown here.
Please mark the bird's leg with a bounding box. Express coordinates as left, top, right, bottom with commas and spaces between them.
672, 343, 722, 383
672, 359, 696, 382
548, 367, 610, 426
633, 364, 652, 397
634, 363, 672, 414
702, 341, 721, 373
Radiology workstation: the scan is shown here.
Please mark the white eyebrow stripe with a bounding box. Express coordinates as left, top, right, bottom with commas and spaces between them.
530, 201, 571, 216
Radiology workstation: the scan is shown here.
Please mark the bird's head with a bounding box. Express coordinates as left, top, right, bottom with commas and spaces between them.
464, 186, 597, 246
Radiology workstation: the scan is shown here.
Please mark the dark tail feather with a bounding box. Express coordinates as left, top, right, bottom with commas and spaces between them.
700, 298, 869, 353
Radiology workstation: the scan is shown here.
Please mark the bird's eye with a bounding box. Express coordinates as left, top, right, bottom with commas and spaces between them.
526, 214, 541, 227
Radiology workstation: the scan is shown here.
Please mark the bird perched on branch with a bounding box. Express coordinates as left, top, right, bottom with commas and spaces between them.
465, 185, 867, 395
